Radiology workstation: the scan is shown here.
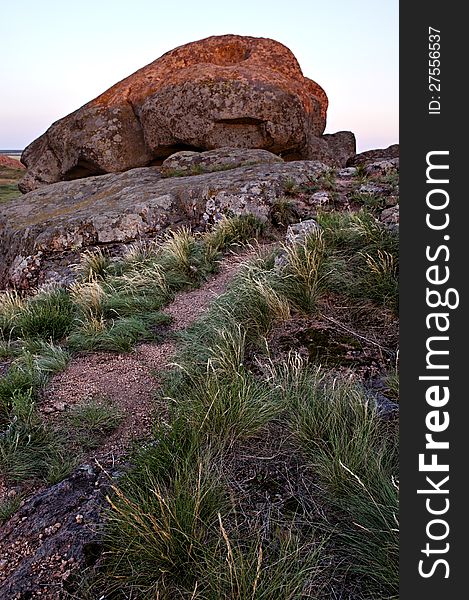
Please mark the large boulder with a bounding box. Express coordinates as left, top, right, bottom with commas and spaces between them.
20, 35, 328, 193
2, 157, 329, 288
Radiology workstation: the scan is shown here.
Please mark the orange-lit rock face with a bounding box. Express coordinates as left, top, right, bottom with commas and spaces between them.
20, 35, 328, 192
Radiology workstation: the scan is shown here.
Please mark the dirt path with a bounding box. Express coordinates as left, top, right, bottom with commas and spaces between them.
41, 249, 256, 464
0, 249, 260, 599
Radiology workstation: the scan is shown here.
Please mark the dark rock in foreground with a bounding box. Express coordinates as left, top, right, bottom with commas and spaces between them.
0, 467, 108, 599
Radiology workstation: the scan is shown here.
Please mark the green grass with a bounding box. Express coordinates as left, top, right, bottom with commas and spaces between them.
268, 197, 300, 228
77, 247, 112, 281
351, 191, 387, 211
0, 493, 23, 523
0, 218, 268, 491
275, 356, 399, 596
205, 214, 265, 253
316, 209, 399, 311
65, 398, 123, 451
14, 288, 75, 341
0, 183, 21, 203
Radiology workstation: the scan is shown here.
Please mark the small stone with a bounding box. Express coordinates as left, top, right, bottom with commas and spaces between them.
75, 514, 84, 524
358, 182, 388, 195
286, 219, 321, 245
309, 191, 330, 205
337, 166, 357, 178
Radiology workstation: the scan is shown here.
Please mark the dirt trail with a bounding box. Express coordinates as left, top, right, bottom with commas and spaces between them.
41, 249, 255, 463
0, 249, 261, 599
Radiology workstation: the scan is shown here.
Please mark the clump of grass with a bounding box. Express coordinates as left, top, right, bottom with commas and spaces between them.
120, 239, 161, 267
351, 191, 387, 211
318, 168, 337, 191
282, 177, 300, 195
0, 493, 23, 523
66, 397, 123, 450
0, 290, 24, 338
380, 171, 399, 188
15, 288, 75, 341
274, 231, 326, 313
67, 315, 161, 352
176, 371, 282, 446
104, 455, 226, 594
203, 521, 325, 600
353, 164, 368, 182
268, 197, 300, 227
205, 214, 265, 253
316, 209, 399, 311
0, 363, 39, 424
29, 341, 71, 374
45, 452, 78, 485
361, 249, 399, 311
0, 419, 58, 482
78, 248, 111, 281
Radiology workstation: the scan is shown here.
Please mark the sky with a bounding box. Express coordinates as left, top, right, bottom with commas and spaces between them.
0, 0, 398, 153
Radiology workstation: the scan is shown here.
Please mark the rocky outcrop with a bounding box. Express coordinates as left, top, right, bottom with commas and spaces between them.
347, 144, 399, 167
2, 158, 329, 288
20, 35, 329, 192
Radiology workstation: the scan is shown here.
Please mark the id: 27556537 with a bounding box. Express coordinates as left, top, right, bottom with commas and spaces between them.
428, 26, 441, 115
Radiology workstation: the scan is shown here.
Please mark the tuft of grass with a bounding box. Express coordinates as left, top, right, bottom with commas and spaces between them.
282, 177, 300, 195
353, 164, 368, 182
0, 363, 38, 424
67, 315, 164, 353
45, 452, 78, 484
15, 288, 75, 341
29, 341, 71, 374
274, 231, 326, 313
351, 191, 387, 211
175, 371, 282, 446
205, 214, 265, 254
361, 249, 399, 311
316, 209, 399, 311
0, 419, 58, 483
105, 456, 226, 595
203, 521, 326, 600
268, 197, 300, 228
66, 398, 123, 451
77, 248, 111, 281
318, 168, 337, 191
0, 493, 23, 523
0, 290, 24, 338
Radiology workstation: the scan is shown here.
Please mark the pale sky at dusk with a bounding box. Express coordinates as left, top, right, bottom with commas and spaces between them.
0, 0, 398, 153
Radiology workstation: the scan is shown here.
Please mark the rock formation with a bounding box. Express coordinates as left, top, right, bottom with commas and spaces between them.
20, 35, 334, 192
2, 153, 330, 288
